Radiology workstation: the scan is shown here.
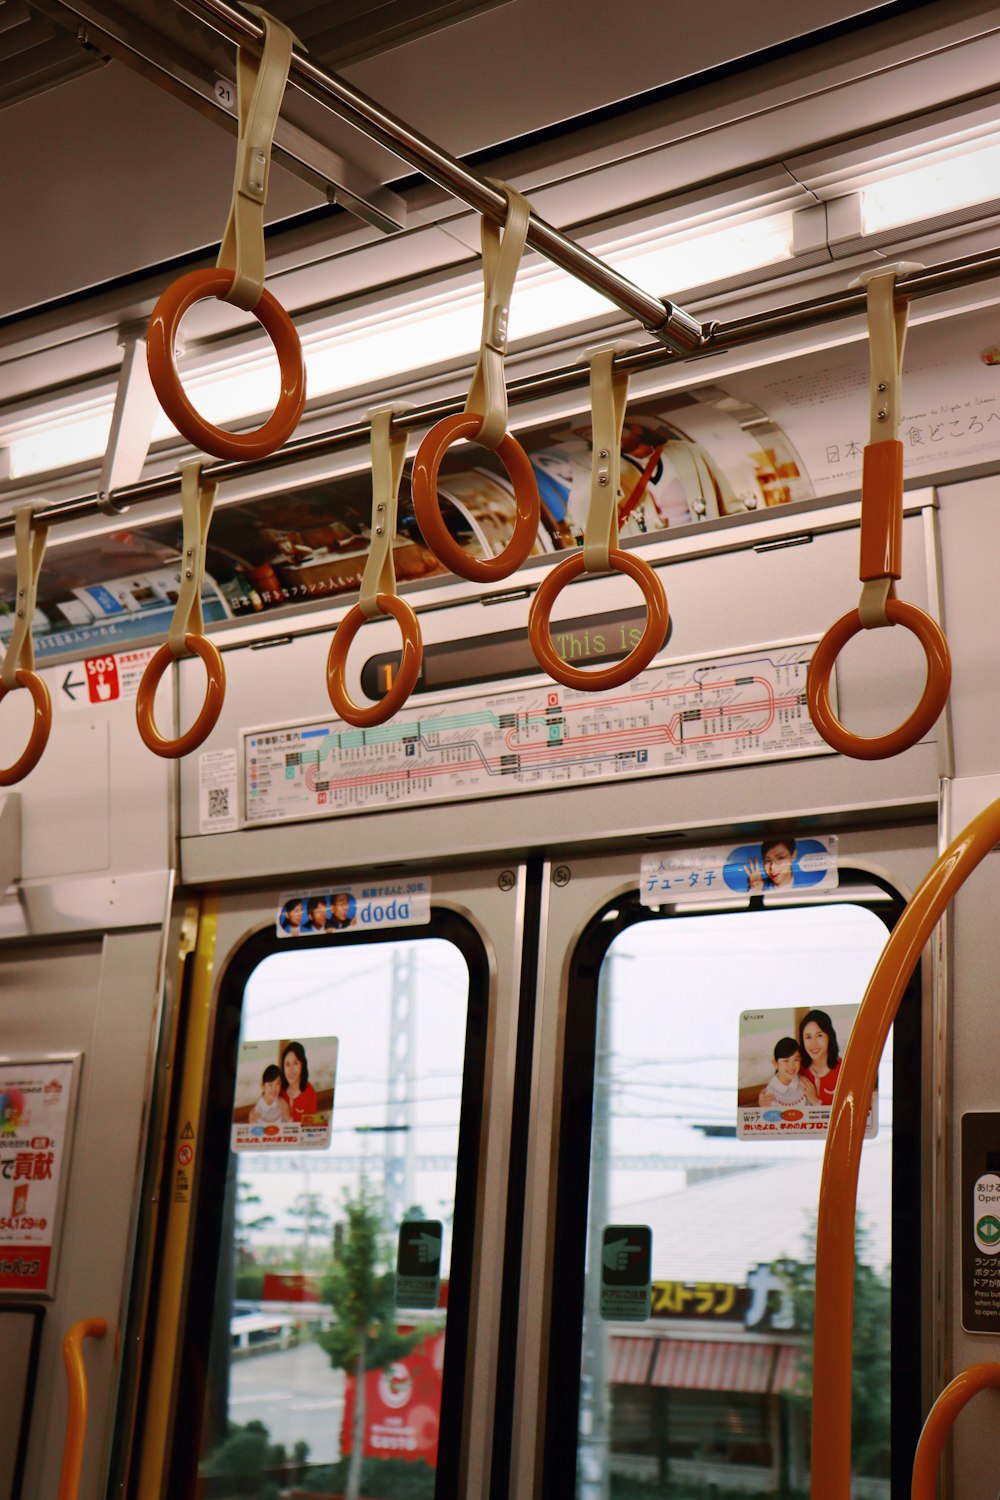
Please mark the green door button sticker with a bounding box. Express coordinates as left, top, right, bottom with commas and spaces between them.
395, 1219, 443, 1310
977, 1214, 1000, 1247
600, 1224, 652, 1322
974, 1173, 1000, 1256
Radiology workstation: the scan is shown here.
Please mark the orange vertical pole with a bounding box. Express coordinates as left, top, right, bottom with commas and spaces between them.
810, 795, 1000, 1500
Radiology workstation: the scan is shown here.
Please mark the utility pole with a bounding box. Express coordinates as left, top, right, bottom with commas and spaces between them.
579, 954, 612, 1500
384, 948, 417, 1227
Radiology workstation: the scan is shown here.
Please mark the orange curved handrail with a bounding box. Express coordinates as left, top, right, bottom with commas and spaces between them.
811, 793, 1000, 1500
911, 1363, 1000, 1499
58, 1317, 108, 1500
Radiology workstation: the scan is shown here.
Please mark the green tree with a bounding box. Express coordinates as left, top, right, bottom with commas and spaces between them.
317, 1187, 425, 1500
285, 1190, 333, 1267
235, 1179, 274, 1262
775, 1216, 891, 1479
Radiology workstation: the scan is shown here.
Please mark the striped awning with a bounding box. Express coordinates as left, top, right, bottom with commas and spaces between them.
771, 1342, 804, 1393
609, 1336, 655, 1384
650, 1339, 774, 1393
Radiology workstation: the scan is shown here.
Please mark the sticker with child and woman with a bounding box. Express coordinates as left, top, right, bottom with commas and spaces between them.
231, 1036, 338, 1152
737, 1005, 877, 1139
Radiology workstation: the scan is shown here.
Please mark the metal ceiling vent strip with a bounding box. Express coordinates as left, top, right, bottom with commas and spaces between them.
171, 0, 509, 67
2, 1, 106, 107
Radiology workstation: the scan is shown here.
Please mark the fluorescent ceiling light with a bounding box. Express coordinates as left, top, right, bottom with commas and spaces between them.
10, 407, 114, 478
861, 138, 1000, 233
7, 212, 793, 480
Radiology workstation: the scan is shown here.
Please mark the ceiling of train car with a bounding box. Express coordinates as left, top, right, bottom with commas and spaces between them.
0, 0, 926, 318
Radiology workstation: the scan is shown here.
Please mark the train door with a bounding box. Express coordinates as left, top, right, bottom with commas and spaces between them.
509, 825, 940, 1500
134, 865, 527, 1500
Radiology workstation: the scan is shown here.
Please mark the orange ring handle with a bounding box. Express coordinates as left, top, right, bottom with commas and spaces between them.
811, 792, 1000, 1500
411, 413, 540, 582
911, 1364, 1000, 1500
58, 1317, 107, 1500
147, 268, 306, 461
807, 598, 951, 760
527, 548, 668, 691
326, 594, 423, 728
0, 668, 52, 786
136, 634, 226, 758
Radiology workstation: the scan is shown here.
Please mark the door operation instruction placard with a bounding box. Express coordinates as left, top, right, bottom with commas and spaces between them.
962, 1113, 1000, 1332
243, 645, 830, 826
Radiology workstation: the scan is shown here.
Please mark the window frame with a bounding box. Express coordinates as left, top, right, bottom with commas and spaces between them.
542, 867, 923, 1498
166, 907, 491, 1500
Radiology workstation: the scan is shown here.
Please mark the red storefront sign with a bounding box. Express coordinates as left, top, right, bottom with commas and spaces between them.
341, 1330, 445, 1465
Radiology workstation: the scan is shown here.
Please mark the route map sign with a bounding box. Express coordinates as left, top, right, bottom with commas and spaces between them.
242, 644, 831, 827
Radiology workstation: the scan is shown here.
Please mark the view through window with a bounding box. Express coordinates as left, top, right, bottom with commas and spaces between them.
195, 936, 474, 1500
575, 902, 896, 1500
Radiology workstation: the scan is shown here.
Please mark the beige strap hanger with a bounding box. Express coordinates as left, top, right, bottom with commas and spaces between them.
2, 505, 48, 691
359, 405, 410, 620
582, 343, 633, 574
850, 262, 922, 627
464, 183, 532, 449
217, 6, 299, 311
168, 462, 219, 658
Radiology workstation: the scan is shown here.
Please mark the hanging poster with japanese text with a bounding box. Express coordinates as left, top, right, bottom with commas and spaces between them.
737, 1006, 877, 1139
0, 1057, 80, 1295
641, 833, 838, 905
232, 1037, 338, 1152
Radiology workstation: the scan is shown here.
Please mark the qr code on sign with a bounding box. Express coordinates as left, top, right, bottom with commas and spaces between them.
207, 787, 230, 820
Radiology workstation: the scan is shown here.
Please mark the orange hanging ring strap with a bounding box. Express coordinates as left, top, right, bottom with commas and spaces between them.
807, 264, 951, 758
136, 463, 226, 757
411, 183, 541, 581
58, 1317, 108, 1500
146, 10, 306, 460
0, 504, 52, 786
911, 1363, 1000, 1500
528, 343, 668, 691
327, 405, 423, 727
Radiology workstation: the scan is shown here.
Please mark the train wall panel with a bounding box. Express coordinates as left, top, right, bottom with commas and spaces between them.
936, 477, 1000, 782
178, 500, 943, 882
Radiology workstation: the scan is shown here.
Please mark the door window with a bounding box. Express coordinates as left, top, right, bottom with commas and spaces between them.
547, 885, 920, 1500
178, 923, 486, 1500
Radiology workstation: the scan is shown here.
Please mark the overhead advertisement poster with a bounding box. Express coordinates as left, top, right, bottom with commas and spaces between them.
641, 833, 838, 905
737, 1006, 877, 1140
0, 1057, 79, 1295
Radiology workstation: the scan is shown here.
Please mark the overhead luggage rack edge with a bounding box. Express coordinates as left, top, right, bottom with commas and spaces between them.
3, 244, 999, 540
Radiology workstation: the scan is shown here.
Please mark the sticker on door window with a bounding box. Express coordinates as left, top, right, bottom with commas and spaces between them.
641, 832, 838, 905
599, 1224, 653, 1321
231, 1037, 337, 1152
737, 1005, 877, 1139
395, 1219, 444, 1310
276, 880, 431, 938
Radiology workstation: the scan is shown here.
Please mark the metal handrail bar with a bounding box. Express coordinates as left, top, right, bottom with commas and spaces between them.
175, 0, 706, 354
2, 245, 999, 541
